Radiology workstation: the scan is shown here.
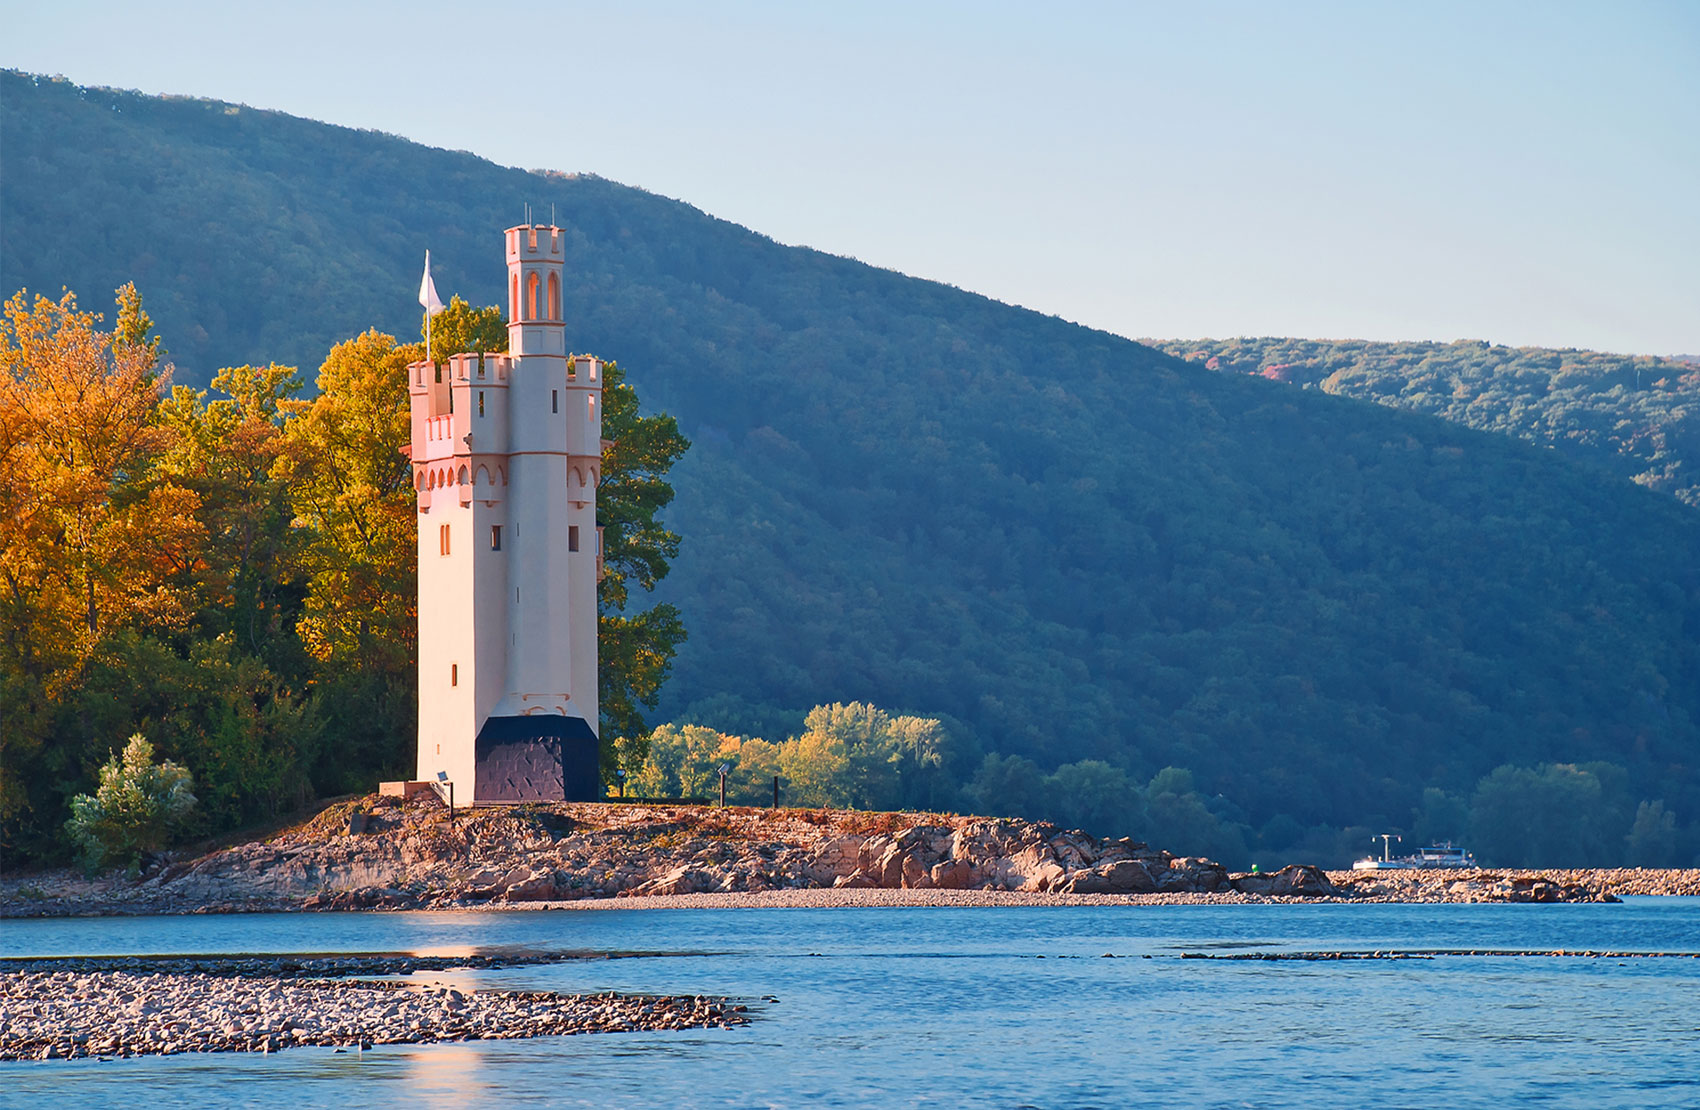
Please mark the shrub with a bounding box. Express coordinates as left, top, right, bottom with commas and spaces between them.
65, 735, 197, 872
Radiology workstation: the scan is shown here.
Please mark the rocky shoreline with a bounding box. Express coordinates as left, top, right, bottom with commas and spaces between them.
4, 795, 1692, 918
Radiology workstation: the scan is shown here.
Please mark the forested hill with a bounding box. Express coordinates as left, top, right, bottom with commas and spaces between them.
1149, 338, 1700, 509
6, 72, 1700, 866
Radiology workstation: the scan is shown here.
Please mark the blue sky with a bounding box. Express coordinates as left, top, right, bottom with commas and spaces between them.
5, 0, 1697, 353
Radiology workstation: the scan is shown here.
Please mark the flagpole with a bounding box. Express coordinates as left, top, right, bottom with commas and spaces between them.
425, 250, 432, 367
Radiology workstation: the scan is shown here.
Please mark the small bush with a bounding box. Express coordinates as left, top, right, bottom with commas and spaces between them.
65, 735, 197, 873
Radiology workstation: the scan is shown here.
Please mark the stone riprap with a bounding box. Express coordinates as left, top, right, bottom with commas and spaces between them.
1, 797, 1655, 916
0, 966, 748, 1060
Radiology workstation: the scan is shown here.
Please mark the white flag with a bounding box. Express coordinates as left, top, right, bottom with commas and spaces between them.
418, 250, 445, 316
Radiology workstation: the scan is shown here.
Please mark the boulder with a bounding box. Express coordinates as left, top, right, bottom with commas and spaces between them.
1056, 859, 1158, 895
806, 836, 865, 885
497, 868, 561, 901
1047, 831, 1101, 870
1229, 864, 1337, 897
1157, 857, 1230, 893
899, 854, 935, 889
929, 859, 973, 889
858, 826, 953, 888
629, 866, 718, 897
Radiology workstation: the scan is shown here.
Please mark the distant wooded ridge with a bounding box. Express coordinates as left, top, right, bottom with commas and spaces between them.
1150, 337, 1700, 510
4, 71, 1699, 870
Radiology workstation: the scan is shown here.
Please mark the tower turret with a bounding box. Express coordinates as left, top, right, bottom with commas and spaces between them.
507, 224, 566, 357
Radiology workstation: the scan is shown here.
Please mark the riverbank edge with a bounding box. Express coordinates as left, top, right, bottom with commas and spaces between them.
8, 873, 1696, 917
5, 797, 1695, 916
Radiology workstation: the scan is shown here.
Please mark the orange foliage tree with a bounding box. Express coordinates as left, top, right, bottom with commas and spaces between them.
0, 287, 205, 822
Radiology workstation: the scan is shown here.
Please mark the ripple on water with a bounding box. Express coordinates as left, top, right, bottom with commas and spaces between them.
1, 901, 1698, 1109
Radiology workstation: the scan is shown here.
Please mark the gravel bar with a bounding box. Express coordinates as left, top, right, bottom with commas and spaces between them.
2, 970, 750, 1061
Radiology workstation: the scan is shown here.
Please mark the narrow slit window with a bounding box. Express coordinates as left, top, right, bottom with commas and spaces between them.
450, 663, 458, 687
478, 391, 485, 417
491, 525, 502, 551
552, 389, 559, 413
568, 525, 580, 552
439, 523, 451, 556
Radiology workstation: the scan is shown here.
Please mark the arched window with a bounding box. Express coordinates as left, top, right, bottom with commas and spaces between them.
547, 272, 560, 320
526, 271, 540, 320
510, 273, 519, 321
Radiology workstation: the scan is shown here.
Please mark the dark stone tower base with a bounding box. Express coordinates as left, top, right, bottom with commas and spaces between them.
474, 715, 600, 802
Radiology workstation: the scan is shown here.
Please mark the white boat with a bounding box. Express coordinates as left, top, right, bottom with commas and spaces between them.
1351, 835, 1477, 871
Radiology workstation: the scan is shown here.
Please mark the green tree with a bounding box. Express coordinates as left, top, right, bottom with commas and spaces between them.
68, 631, 319, 831
626, 723, 736, 799
1624, 800, 1680, 867
966, 753, 1047, 820
1469, 763, 1633, 866
597, 359, 690, 756
1046, 759, 1143, 837
1409, 786, 1468, 846
1144, 767, 1250, 867
426, 295, 506, 366
64, 734, 196, 872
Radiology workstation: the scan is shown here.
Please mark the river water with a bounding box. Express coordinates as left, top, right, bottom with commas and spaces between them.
3, 900, 1697, 1108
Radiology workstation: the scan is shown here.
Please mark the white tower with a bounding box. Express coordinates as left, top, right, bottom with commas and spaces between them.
408, 224, 604, 803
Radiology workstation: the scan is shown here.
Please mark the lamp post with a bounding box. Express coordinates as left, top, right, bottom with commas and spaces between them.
435, 770, 454, 823
718, 763, 730, 808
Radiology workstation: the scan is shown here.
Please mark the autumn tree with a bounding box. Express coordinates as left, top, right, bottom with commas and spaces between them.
271, 329, 420, 787
0, 287, 204, 828
276, 329, 418, 669
157, 362, 308, 662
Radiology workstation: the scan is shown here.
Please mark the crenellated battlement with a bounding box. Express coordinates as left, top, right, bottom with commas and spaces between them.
505, 223, 565, 262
